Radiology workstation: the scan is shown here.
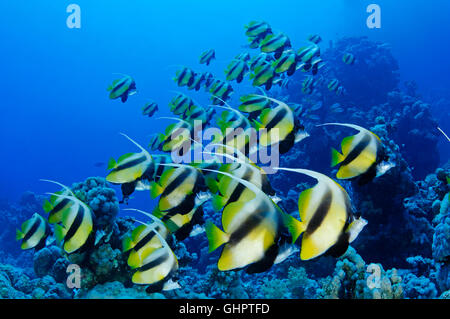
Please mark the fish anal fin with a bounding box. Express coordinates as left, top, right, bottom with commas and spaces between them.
149, 182, 164, 199
282, 212, 305, 244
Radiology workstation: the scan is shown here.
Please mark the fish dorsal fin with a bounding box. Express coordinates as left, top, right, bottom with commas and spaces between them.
117, 152, 136, 164
123, 208, 166, 230
107, 158, 117, 170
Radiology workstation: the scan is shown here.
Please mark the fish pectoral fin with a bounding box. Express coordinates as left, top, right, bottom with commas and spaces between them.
205, 221, 229, 253
282, 212, 305, 244
331, 148, 345, 167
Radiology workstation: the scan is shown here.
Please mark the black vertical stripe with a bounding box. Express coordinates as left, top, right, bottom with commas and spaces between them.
229, 201, 270, 244
306, 188, 332, 234
23, 218, 41, 242
134, 230, 157, 251
340, 134, 371, 166
64, 205, 84, 242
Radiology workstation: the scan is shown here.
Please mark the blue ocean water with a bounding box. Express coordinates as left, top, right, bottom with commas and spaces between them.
0, 0, 449, 299
1, 0, 449, 201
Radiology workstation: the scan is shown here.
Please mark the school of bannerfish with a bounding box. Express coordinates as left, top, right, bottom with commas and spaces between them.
16, 21, 394, 293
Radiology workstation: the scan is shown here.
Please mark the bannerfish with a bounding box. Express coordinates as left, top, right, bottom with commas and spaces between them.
142, 102, 159, 118
319, 123, 393, 184
225, 59, 249, 83
16, 213, 51, 251
107, 75, 137, 103
307, 34, 322, 44
130, 229, 180, 292
272, 50, 298, 76
204, 168, 284, 273
173, 67, 196, 88
253, 95, 309, 154
199, 49, 216, 66
245, 21, 272, 39
249, 64, 276, 90
49, 192, 95, 254
122, 209, 170, 269
343, 53, 355, 65
275, 168, 367, 260
260, 33, 291, 59
106, 134, 153, 185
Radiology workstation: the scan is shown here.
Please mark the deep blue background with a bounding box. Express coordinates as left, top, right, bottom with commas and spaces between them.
0, 0, 449, 202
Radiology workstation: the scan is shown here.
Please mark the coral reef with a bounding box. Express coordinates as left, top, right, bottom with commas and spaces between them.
1, 36, 448, 300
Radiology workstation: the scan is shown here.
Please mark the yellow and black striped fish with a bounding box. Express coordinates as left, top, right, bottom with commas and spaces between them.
202, 72, 215, 90
169, 93, 194, 116
50, 192, 95, 254
260, 33, 291, 59
204, 168, 284, 273
41, 179, 78, 224
173, 67, 196, 87
199, 49, 216, 66
209, 80, 234, 105
297, 44, 320, 64
272, 50, 297, 76
142, 102, 159, 118
343, 53, 355, 65
276, 168, 367, 260
249, 64, 276, 90
106, 134, 153, 185
225, 59, 249, 83
150, 165, 206, 216
239, 94, 271, 114
129, 229, 180, 292
249, 53, 273, 71
118, 154, 172, 204
107, 75, 137, 103
16, 213, 51, 251
307, 34, 322, 44
320, 123, 389, 184
43, 190, 75, 224
187, 73, 205, 91
253, 95, 309, 154
211, 156, 276, 212
159, 118, 195, 156
245, 21, 272, 39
